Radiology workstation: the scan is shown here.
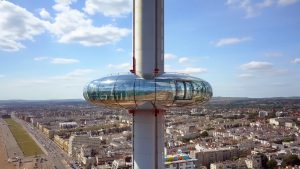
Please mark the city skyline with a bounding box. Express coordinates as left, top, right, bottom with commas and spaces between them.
1, 0, 300, 100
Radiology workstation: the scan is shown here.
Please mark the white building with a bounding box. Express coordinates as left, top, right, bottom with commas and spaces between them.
77, 145, 97, 167
210, 160, 247, 169
59, 122, 78, 129
68, 133, 104, 157
210, 155, 262, 169
245, 155, 262, 169
191, 147, 239, 169
258, 111, 268, 117
269, 117, 293, 126
275, 111, 288, 117
165, 152, 197, 169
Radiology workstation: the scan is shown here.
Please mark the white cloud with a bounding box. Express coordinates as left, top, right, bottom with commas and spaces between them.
34, 57, 79, 64
214, 37, 251, 47
240, 61, 273, 71
177, 67, 207, 74
0, 1, 48, 51
39, 8, 52, 20
226, 0, 258, 18
48, 1, 131, 47
53, 0, 77, 12
165, 53, 177, 60
165, 65, 172, 72
0, 68, 99, 99
18, 79, 50, 85
258, 0, 274, 8
178, 57, 190, 64
83, 0, 132, 17
270, 82, 288, 86
0, 40, 25, 52
52, 69, 95, 80
50, 5, 92, 36
291, 58, 300, 64
34, 57, 49, 61
50, 58, 79, 64
238, 73, 254, 78
278, 0, 299, 6
269, 69, 289, 76
226, 0, 299, 18
240, 61, 288, 78
0, 1, 130, 51
264, 52, 283, 57
58, 25, 130, 46
108, 63, 130, 70
116, 48, 125, 52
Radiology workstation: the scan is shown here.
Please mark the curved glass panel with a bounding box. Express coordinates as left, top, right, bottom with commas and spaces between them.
185, 81, 193, 100
83, 73, 213, 109
175, 81, 185, 100
87, 81, 99, 101
155, 79, 175, 101
154, 79, 175, 107
114, 74, 136, 109
135, 79, 155, 101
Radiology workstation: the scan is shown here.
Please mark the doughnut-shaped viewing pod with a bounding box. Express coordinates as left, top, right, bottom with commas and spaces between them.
83, 73, 212, 109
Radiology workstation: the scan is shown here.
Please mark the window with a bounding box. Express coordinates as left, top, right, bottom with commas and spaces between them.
176, 81, 185, 100
185, 82, 193, 99
175, 81, 194, 100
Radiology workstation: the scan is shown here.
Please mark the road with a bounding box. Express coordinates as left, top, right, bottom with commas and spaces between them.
0, 118, 18, 169
0, 118, 23, 159
11, 114, 72, 169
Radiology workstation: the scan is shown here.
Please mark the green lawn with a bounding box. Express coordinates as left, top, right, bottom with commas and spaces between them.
4, 118, 43, 156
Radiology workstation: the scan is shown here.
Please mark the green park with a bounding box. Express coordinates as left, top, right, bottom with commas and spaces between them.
4, 118, 43, 156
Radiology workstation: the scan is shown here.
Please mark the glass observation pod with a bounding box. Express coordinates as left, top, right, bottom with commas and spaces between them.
83, 73, 213, 109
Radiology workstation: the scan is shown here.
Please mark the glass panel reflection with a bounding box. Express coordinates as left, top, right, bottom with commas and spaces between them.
185, 82, 193, 100
175, 81, 185, 100
135, 79, 155, 101
155, 79, 175, 101
114, 75, 136, 109
83, 73, 213, 109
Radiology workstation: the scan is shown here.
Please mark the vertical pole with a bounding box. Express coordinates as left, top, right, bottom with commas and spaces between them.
132, 111, 135, 169
131, 0, 136, 74
155, 110, 158, 169
133, 109, 164, 169
134, 0, 164, 79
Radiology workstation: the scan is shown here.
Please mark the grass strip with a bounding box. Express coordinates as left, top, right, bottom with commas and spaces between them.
4, 118, 43, 157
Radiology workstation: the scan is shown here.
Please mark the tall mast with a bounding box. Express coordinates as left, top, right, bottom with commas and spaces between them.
133, 0, 164, 79
84, 1, 213, 169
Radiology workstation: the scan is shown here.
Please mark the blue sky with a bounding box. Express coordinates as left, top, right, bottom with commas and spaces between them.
0, 0, 300, 100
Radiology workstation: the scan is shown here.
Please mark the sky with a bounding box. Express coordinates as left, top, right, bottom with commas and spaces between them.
0, 0, 300, 100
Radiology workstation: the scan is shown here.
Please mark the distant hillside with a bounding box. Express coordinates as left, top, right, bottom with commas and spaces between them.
1, 97, 300, 106
0, 99, 85, 107
206, 97, 300, 108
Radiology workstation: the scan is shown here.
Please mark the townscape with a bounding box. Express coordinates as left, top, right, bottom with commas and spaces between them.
1, 0, 300, 168
1, 97, 300, 169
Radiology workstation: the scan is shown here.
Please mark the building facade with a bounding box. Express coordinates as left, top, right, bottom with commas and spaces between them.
165, 153, 197, 169
68, 133, 103, 157
191, 148, 239, 168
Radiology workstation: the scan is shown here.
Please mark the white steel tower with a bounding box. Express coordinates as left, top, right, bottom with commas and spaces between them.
83, 0, 213, 168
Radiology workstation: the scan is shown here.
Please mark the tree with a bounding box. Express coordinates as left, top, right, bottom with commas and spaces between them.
282, 154, 300, 167
200, 131, 209, 137
283, 137, 295, 142
257, 153, 268, 169
267, 159, 277, 169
